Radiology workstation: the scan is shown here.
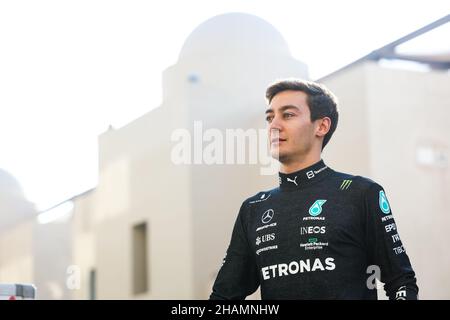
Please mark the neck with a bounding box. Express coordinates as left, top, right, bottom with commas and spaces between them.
278, 158, 331, 191
280, 152, 321, 174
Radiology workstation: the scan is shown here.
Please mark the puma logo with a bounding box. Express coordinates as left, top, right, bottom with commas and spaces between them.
287, 176, 298, 186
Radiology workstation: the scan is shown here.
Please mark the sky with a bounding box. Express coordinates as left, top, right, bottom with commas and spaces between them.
0, 0, 449, 211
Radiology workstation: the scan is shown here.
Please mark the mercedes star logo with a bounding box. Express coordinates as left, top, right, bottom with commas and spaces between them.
261, 209, 275, 224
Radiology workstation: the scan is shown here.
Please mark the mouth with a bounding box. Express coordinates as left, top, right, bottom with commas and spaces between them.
271, 138, 287, 144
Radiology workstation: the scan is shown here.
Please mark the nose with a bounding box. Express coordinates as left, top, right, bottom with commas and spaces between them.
268, 114, 282, 137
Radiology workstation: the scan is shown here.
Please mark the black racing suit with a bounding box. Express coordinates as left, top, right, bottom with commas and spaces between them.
210, 159, 418, 300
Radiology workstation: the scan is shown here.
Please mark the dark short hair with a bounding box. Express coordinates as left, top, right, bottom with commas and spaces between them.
265, 79, 339, 150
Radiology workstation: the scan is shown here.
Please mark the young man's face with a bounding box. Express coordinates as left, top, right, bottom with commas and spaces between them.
265, 90, 320, 163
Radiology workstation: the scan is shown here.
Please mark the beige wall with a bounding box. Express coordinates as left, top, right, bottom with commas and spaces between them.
0, 213, 73, 300
321, 64, 371, 176
71, 190, 97, 300
0, 220, 34, 285
92, 105, 196, 299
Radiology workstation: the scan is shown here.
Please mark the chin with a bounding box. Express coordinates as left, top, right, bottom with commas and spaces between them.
271, 150, 289, 162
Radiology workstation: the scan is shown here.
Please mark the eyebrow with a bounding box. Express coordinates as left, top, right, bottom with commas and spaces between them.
265, 105, 301, 114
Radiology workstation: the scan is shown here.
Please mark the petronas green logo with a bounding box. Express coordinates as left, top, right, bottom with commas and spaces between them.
379, 190, 391, 214
309, 200, 327, 216
340, 179, 352, 190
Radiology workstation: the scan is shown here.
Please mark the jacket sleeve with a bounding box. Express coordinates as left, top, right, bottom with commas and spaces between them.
364, 183, 419, 300
209, 202, 260, 300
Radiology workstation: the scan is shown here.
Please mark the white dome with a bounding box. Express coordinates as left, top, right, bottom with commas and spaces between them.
0, 169, 36, 230
0, 168, 24, 197
179, 12, 291, 60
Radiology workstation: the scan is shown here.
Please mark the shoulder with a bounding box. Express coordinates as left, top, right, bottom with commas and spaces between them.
330, 171, 392, 215
242, 187, 280, 207
235, 188, 279, 225
330, 170, 385, 193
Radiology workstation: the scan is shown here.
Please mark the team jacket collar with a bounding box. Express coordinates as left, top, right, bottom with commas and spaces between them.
278, 159, 331, 191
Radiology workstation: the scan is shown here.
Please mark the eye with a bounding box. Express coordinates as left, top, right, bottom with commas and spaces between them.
283, 112, 294, 119
265, 115, 274, 123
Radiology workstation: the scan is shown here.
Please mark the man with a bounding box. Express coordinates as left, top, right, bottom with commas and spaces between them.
209, 79, 418, 300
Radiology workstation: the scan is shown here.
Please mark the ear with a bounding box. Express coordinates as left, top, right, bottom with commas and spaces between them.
315, 117, 331, 138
